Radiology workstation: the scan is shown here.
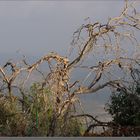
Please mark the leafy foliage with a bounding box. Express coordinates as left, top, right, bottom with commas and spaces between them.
105, 82, 140, 126
0, 83, 83, 136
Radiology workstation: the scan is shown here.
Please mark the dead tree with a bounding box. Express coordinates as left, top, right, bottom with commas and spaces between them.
0, 0, 139, 136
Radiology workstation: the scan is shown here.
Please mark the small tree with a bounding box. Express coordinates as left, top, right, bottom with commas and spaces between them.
105, 69, 140, 136
106, 85, 140, 126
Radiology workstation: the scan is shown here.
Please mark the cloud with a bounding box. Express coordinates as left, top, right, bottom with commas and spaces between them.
0, 1, 57, 18
0, 1, 125, 55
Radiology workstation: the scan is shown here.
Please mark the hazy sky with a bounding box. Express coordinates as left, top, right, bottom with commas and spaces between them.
0, 1, 124, 57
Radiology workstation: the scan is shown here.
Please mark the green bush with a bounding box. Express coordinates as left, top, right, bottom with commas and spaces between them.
0, 83, 83, 136
105, 83, 140, 126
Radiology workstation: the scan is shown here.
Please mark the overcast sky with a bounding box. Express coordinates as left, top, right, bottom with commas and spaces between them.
0, 1, 124, 57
